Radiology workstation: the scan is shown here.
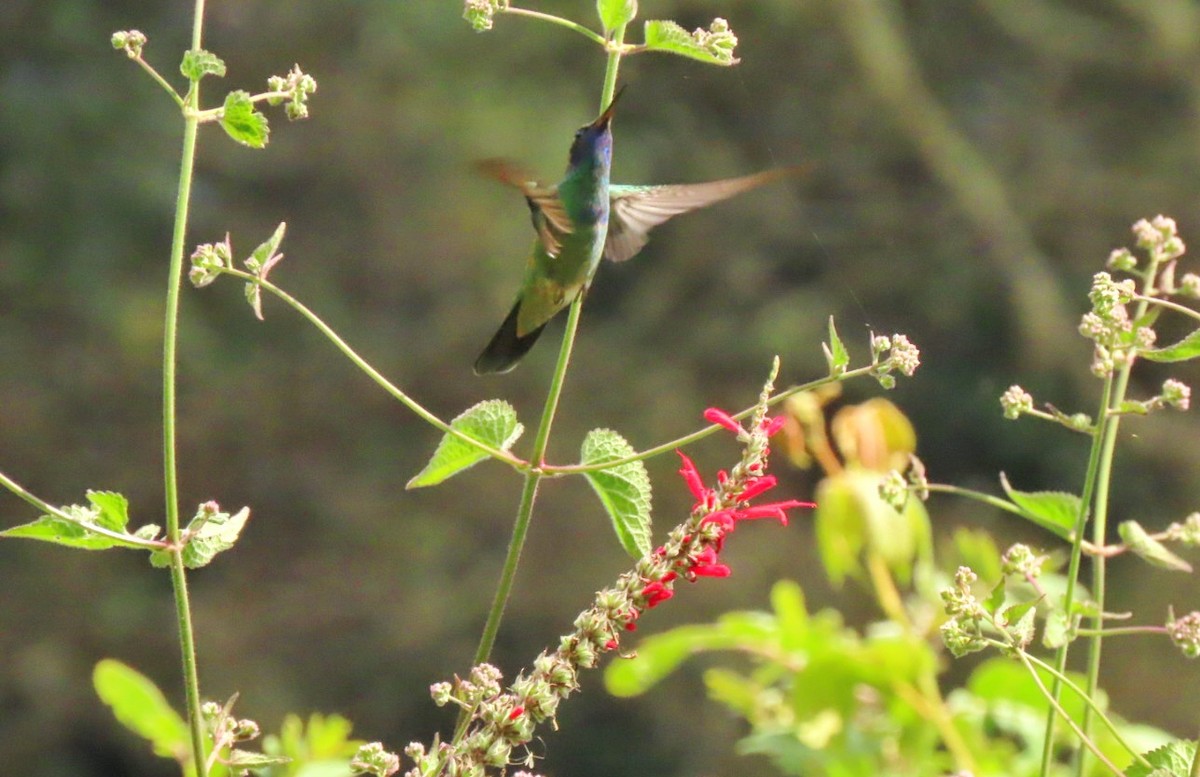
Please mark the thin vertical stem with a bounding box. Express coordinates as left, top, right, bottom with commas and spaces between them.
463, 13, 628, 704
164, 0, 209, 772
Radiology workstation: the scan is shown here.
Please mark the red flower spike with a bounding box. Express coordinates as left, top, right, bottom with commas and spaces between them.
703, 407, 743, 434
761, 416, 787, 437
717, 469, 728, 485
661, 570, 678, 583
738, 475, 778, 501
738, 499, 815, 525
693, 546, 720, 566
676, 450, 709, 504
604, 639, 619, 651
509, 706, 525, 721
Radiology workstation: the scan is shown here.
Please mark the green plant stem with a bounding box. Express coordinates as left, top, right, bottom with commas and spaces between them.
503, 6, 609, 47
1037, 376, 1111, 777
1137, 293, 1200, 323
1012, 647, 1127, 776
0, 470, 167, 549
162, 3, 210, 774
134, 56, 185, 107
1074, 625, 1167, 637
451, 32, 629, 757
226, 270, 524, 470
542, 365, 877, 475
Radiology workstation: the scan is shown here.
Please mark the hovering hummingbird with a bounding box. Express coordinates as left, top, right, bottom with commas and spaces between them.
474, 89, 796, 374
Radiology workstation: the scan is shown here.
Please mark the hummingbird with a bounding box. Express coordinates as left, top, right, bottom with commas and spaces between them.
474, 90, 796, 374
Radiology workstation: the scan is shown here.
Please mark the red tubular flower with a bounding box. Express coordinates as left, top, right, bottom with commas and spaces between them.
640, 580, 675, 608
760, 415, 787, 437
676, 450, 710, 505
509, 706, 525, 721
737, 499, 815, 526
703, 407, 744, 434
738, 475, 777, 501
604, 639, 620, 651
700, 510, 737, 533
692, 561, 732, 578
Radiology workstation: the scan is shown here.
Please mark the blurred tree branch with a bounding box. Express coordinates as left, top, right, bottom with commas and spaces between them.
831, 0, 1075, 369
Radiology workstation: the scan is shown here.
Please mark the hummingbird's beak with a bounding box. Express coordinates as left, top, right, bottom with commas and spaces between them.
592, 85, 626, 129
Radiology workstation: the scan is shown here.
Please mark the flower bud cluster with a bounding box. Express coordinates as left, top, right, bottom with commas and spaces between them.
1000, 385, 1034, 420
1000, 543, 1045, 581
407, 375, 813, 777
1165, 513, 1200, 546
111, 30, 147, 59
463, 0, 507, 32
267, 65, 318, 121
1167, 610, 1200, 659
939, 567, 988, 657
189, 235, 233, 288
869, 333, 921, 389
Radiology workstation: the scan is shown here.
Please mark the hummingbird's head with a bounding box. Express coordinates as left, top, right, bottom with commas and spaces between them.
567, 86, 624, 172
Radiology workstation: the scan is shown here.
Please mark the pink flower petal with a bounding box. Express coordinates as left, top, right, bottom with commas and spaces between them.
703, 407, 743, 434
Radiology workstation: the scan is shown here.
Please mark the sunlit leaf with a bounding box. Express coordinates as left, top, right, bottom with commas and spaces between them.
580, 428, 652, 558
597, 0, 637, 33
407, 400, 523, 488
180, 48, 226, 81
822, 315, 849, 376
1000, 473, 1079, 540
220, 90, 269, 148
93, 659, 189, 760
1119, 520, 1193, 573
1125, 740, 1195, 777
642, 18, 740, 66
1143, 328, 1200, 363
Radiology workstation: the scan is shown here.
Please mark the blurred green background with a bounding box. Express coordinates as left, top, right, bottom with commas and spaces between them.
2, 0, 1200, 774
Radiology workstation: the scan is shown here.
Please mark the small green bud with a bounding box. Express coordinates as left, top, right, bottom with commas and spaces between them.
1162, 378, 1191, 410
878, 470, 909, 512
1001, 543, 1043, 579
940, 618, 987, 657
1000, 385, 1033, 420
1166, 513, 1200, 546
111, 30, 147, 59
1179, 272, 1200, 298
1106, 247, 1137, 272
430, 681, 453, 706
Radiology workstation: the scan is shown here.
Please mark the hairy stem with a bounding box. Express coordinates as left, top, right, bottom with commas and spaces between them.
163, 2, 209, 773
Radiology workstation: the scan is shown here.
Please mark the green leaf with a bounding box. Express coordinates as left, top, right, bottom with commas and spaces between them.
181, 505, 250, 568
407, 400, 523, 488
604, 622, 751, 696
246, 222, 287, 275
1119, 520, 1193, 572
822, 315, 849, 376
642, 18, 740, 66
1143, 328, 1200, 363
180, 48, 226, 81
227, 749, 292, 768
1126, 740, 1196, 777
999, 473, 1079, 540
220, 90, 270, 148
580, 428, 652, 558
1, 491, 146, 550
597, 0, 637, 32
93, 659, 189, 760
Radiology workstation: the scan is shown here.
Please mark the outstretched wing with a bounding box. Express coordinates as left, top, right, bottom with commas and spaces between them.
476, 158, 573, 258
605, 167, 801, 264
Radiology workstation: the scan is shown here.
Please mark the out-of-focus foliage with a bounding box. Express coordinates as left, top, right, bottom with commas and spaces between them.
1, 1, 1198, 775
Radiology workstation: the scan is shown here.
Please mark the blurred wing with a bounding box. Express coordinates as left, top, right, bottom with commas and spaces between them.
477, 158, 573, 257
605, 168, 801, 264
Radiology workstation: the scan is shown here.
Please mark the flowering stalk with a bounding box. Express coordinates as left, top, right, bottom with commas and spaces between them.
409, 378, 813, 777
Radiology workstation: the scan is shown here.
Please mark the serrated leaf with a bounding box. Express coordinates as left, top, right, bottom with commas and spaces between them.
407, 400, 523, 488
87, 490, 130, 532
642, 19, 740, 66
180, 48, 226, 81
1, 490, 146, 551
984, 580, 1006, 615
93, 659, 189, 760
580, 428, 652, 557
597, 0, 637, 32
999, 473, 1079, 540
1119, 520, 1193, 572
1143, 328, 1200, 363
181, 506, 250, 568
220, 90, 269, 148
1126, 740, 1196, 777
825, 315, 849, 375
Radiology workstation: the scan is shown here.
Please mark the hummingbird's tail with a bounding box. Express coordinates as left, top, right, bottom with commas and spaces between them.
473, 300, 548, 375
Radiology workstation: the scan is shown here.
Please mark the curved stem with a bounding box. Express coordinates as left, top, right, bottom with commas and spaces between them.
542, 366, 875, 475
1136, 293, 1200, 323
503, 6, 609, 47
226, 270, 525, 470
164, 2, 210, 773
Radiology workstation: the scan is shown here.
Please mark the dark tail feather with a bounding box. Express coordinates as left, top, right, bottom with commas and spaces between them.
473, 301, 548, 375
